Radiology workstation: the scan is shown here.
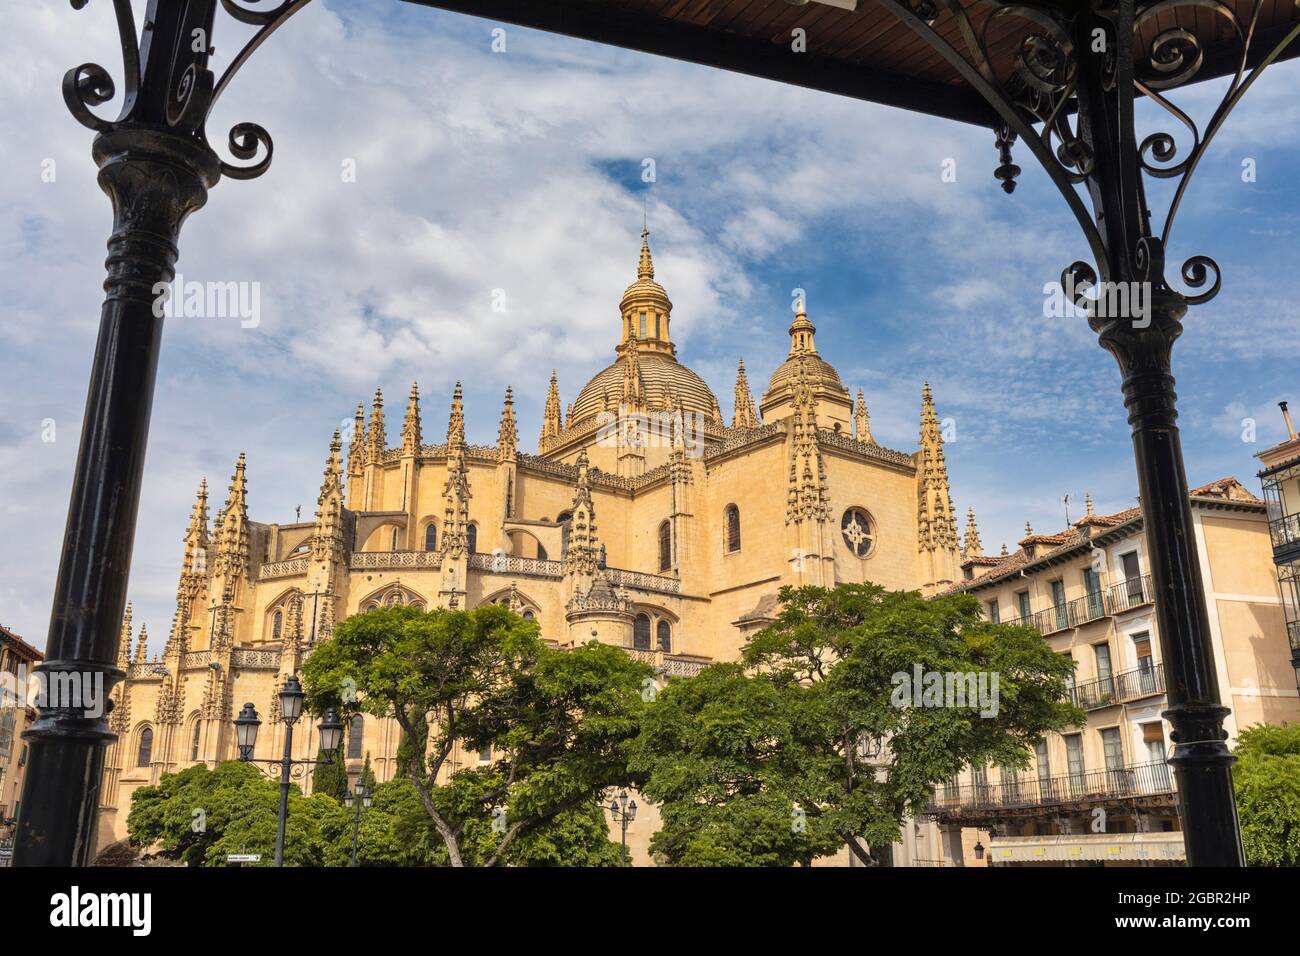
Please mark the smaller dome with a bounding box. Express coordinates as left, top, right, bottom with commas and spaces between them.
619, 228, 673, 317
764, 300, 846, 397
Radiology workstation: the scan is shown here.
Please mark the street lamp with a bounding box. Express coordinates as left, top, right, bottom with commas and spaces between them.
233, 675, 342, 867
344, 781, 373, 867
974, 841, 985, 862
608, 789, 637, 866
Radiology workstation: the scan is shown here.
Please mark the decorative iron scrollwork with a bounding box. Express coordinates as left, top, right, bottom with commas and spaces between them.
878, 0, 1300, 308
63, 0, 314, 181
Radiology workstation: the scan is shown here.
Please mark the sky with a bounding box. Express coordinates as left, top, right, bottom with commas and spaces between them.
2, 1, 1299, 654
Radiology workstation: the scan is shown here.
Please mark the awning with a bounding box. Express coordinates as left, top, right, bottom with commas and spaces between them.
988, 831, 1185, 864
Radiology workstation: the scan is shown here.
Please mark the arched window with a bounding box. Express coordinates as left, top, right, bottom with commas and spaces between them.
366, 602, 380, 612
272, 610, 283, 639
557, 511, 572, 555
190, 721, 201, 761
424, 523, 437, 551
466, 523, 478, 554
136, 727, 153, 768
725, 505, 741, 553
522, 610, 535, 622
658, 521, 672, 572
347, 715, 364, 760
656, 619, 671, 653
634, 614, 652, 650
537, 544, 547, 561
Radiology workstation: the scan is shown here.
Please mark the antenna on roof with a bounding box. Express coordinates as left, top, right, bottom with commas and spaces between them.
1061, 493, 1070, 526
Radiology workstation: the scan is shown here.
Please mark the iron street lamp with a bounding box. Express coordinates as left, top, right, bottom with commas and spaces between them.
344, 782, 373, 867
608, 789, 637, 866
233, 676, 342, 867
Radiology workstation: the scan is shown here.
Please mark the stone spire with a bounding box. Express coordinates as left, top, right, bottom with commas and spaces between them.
366, 387, 386, 462
441, 383, 472, 557
564, 449, 600, 575
312, 430, 346, 563
855, 389, 873, 444
621, 338, 645, 409
401, 381, 422, 455
134, 623, 149, 664
347, 402, 365, 476
785, 362, 830, 523
917, 383, 960, 591
917, 384, 959, 549
637, 226, 654, 280
498, 386, 518, 462
117, 602, 134, 670
964, 507, 983, 557
181, 478, 210, 579
619, 228, 674, 355
732, 359, 759, 429
214, 453, 250, 580
541, 370, 562, 445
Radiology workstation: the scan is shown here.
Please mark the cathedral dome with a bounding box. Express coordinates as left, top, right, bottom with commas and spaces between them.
764, 300, 847, 397
571, 350, 719, 425
568, 227, 721, 427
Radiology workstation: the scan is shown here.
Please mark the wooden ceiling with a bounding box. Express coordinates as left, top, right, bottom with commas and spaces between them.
405, 0, 1300, 127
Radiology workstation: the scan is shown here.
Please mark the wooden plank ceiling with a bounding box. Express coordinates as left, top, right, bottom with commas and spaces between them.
405, 0, 1300, 127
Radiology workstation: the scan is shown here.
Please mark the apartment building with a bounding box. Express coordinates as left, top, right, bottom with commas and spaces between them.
1256, 402, 1300, 695
0, 624, 43, 844
925, 478, 1300, 866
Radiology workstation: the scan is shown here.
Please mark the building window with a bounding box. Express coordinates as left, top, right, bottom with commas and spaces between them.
391, 527, 400, 550
272, 610, 283, 639
348, 715, 364, 759
1083, 567, 1103, 617
424, 524, 437, 551
479, 745, 493, 764
986, 599, 1000, 624
639, 312, 647, 337
840, 508, 875, 558
1100, 726, 1124, 775
1143, 723, 1171, 788
522, 610, 535, 622
725, 505, 741, 553
1133, 632, 1156, 694
656, 619, 671, 653
190, 721, 202, 761
1094, 643, 1113, 693
1016, 590, 1031, 621
1034, 741, 1050, 785
1049, 579, 1067, 630
634, 613, 652, 650
658, 521, 671, 572
1064, 733, 1085, 794
136, 728, 153, 768
467, 523, 478, 554
537, 544, 547, 561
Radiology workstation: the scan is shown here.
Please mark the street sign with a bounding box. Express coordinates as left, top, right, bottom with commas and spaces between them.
226, 853, 261, 863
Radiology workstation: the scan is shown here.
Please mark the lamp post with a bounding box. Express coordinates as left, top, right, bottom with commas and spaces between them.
344, 782, 373, 867
608, 789, 637, 866
233, 676, 342, 867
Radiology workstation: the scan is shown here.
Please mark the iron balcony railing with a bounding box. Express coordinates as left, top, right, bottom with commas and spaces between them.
998, 575, 1154, 636
1288, 620, 1300, 657
1268, 511, 1300, 552
928, 760, 1175, 814
1070, 663, 1166, 709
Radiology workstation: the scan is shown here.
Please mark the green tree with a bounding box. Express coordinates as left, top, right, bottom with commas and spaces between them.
1233, 722, 1300, 866
127, 760, 352, 866
311, 743, 348, 804
302, 603, 649, 866
630, 583, 1083, 866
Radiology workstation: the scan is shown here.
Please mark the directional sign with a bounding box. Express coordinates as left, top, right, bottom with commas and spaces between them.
226, 853, 261, 863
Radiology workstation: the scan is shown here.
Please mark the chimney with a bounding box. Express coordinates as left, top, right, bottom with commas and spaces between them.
1281, 401, 1297, 441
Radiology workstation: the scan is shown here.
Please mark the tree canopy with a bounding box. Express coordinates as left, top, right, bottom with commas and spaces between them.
629, 583, 1083, 866
302, 603, 649, 866
1233, 722, 1300, 866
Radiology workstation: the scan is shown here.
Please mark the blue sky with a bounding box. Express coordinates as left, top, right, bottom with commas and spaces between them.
2, 1, 1299, 652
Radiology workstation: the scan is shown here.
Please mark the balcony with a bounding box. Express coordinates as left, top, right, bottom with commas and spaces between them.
1070, 663, 1165, 709
999, 575, 1153, 636
1268, 511, 1300, 553
1288, 620, 1300, 657
927, 761, 1175, 816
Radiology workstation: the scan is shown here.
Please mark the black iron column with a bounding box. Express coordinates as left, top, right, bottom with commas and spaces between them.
14, 0, 308, 866
1071, 5, 1243, 866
